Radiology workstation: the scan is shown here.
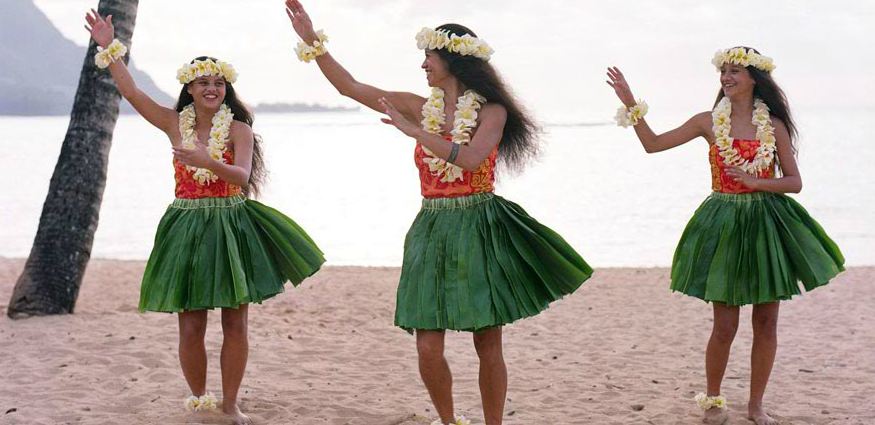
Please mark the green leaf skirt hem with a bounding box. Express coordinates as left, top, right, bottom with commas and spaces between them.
395, 193, 592, 332
671, 191, 844, 306
139, 195, 325, 312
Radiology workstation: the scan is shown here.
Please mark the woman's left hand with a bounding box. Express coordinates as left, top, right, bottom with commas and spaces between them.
379, 97, 422, 139
725, 167, 760, 190
173, 140, 215, 169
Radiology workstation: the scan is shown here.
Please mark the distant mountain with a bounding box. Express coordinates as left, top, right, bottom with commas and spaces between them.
0, 0, 174, 115
253, 102, 358, 113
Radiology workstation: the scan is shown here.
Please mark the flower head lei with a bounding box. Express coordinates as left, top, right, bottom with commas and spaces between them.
420, 87, 486, 183
711, 47, 775, 73
416, 28, 493, 61
176, 58, 238, 85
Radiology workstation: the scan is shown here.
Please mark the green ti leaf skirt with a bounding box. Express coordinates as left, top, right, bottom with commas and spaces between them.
671, 191, 844, 306
395, 192, 592, 332
139, 195, 325, 312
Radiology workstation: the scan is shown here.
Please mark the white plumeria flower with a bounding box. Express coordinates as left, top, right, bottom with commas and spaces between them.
614, 99, 648, 128
454, 416, 472, 425
711, 51, 726, 69
198, 393, 218, 410
629, 101, 648, 118
94, 39, 128, 69
694, 392, 728, 410
184, 395, 200, 411
95, 54, 111, 68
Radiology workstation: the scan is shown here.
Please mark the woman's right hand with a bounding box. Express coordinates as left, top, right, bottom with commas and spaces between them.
606, 66, 636, 107
285, 0, 318, 43
84, 8, 114, 48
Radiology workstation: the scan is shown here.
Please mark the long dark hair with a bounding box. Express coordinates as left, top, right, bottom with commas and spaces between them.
434, 24, 539, 172
713, 47, 798, 153
175, 56, 266, 197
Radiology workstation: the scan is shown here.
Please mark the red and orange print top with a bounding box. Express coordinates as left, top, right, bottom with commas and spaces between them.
414, 136, 497, 198
174, 150, 242, 199
709, 139, 775, 194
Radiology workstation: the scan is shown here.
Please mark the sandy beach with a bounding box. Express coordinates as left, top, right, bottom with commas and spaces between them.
1, 258, 872, 425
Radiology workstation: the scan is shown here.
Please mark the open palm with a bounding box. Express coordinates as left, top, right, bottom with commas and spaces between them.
285, 0, 318, 43
606, 66, 636, 107
84, 8, 114, 48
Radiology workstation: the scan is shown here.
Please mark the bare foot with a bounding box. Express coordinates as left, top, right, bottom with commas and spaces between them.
748, 405, 777, 425
703, 407, 729, 424
223, 404, 252, 425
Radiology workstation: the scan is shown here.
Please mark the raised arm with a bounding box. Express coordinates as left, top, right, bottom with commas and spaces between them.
606, 66, 708, 153
85, 9, 176, 136
284, 0, 423, 119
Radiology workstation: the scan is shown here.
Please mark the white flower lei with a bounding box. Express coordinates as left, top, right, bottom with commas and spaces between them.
94, 39, 127, 69
184, 393, 218, 411
178, 103, 234, 185
614, 99, 648, 128
712, 47, 775, 73
694, 393, 727, 411
420, 87, 486, 183
295, 30, 329, 63
430, 415, 471, 425
712, 97, 776, 175
176, 58, 238, 85
416, 28, 493, 61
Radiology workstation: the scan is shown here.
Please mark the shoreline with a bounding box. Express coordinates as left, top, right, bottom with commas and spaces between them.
1, 259, 873, 424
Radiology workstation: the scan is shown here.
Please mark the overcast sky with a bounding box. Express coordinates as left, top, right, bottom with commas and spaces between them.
34, 0, 875, 120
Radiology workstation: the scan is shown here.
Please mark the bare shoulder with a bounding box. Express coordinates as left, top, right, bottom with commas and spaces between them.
230, 120, 254, 146
480, 103, 507, 121
689, 111, 713, 137
692, 111, 712, 127
230, 120, 254, 135
770, 115, 788, 133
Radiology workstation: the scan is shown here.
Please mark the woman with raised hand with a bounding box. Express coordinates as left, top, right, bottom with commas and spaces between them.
607, 49, 844, 425
85, 9, 324, 424
285, 1, 591, 424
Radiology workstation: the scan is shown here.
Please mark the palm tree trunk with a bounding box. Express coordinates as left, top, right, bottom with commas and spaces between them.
7, 0, 139, 319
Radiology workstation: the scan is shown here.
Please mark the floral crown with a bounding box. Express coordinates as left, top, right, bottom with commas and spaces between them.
176, 58, 238, 84
711, 47, 775, 73
415, 27, 493, 61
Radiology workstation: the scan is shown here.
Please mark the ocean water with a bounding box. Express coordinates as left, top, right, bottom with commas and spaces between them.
1, 107, 872, 266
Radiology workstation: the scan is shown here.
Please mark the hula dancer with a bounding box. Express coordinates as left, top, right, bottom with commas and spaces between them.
86, 9, 324, 424
607, 48, 844, 424
285, 1, 592, 424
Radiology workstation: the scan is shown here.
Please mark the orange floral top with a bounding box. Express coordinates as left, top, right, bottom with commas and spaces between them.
709, 139, 775, 194
174, 149, 242, 199
414, 136, 497, 198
